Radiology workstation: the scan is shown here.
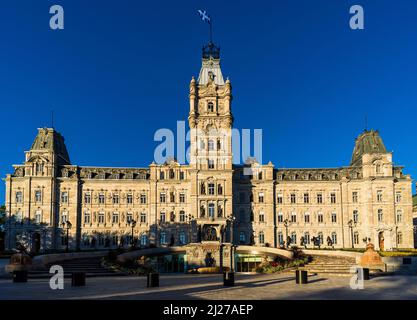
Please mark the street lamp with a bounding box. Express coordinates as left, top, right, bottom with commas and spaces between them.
227, 215, 236, 272
283, 219, 290, 248
129, 219, 137, 248
61, 221, 72, 252
187, 214, 194, 244
348, 219, 357, 249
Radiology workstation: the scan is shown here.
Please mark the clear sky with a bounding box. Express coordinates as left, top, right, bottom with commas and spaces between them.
1, 0, 416, 203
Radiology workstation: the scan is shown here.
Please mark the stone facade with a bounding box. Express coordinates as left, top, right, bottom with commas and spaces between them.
3, 43, 414, 253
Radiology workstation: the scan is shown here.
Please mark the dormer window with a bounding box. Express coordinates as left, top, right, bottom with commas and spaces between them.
208, 102, 214, 112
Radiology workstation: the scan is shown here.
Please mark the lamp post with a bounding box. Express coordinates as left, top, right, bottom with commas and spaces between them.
283, 219, 290, 248
61, 221, 72, 252
227, 215, 236, 272
348, 219, 356, 249
129, 219, 137, 248
187, 214, 194, 244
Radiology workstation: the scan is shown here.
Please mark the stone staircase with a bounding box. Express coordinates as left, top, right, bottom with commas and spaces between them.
29, 257, 124, 278
300, 255, 357, 277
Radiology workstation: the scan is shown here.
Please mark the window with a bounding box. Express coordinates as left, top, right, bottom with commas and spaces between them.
208, 183, 215, 195
126, 212, 133, 224
353, 210, 359, 223
127, 194, 133, 204
169, 169, 175, 179
179, 211, 186, 222
140, 234, 148, 246
84, 192, 91, 204
208, 102, 214, 112
290, 193, 296, 204
291, 232, 297, 245
160, 192, 166, 203
15, 191, 23, 203
98, 212, 105, 224
278, 232, 284, 245
330, 193, 336, 204
304, 212, 310, 223
277, 193, 283, 204
179, 232, 186, 245
318, 212, 324, 223
160, 212, 166, 223
258, 171, 263, 180
179, 171, 185, 180
16, 210, 23, 223
331, 212, 337, 223
35, 190, 42, 202
258, 192, 264, 203
112, 212, 119, 224
160, 171, 165, 180
354, 232, 359, 245
331, 232, 337, 245
377, 190, 383, 202
259, 232, 265, 244
179, 193, 186, 203
199, 139, 205, 150
396, 192, 402, 203
208, 203, 215, 218
61, 211, 68, 224
36, 163, 44, 174
208, 140, 215, 151
208, 159, 215, 169
61, 192, 68, 203
291, 212, 297, 223
99, 193, 105, 204
304, 232, 310, 244
239, 231, 246, 243
140, 194, 147, 204
278, 212, 283, 223
318, 232, 323, 245
140, 212, 146, 223
160, 232, 167, 245
112, 194, 119, 204
396, 210, 403, 223
376, 164, 381, 174
259, 211, 265, 222
377, 209, 383, 222
317, 193, 323, 204
84, 212, 91, 224
217, 184, 223, 195
352, 192, 358, 203
397, 232, 403, 245
304, 193, 309, 204
35, 210, 42, 224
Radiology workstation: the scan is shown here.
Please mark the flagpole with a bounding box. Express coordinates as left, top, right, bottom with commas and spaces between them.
209, 21, 213, 44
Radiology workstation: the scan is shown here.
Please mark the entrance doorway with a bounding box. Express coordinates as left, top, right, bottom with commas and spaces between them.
378, 232, 384, 251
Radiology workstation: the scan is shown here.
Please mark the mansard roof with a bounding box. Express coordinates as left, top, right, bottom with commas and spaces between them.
198, 43, 225, 86
30, 128, 70, 165
350, 129, 387, 166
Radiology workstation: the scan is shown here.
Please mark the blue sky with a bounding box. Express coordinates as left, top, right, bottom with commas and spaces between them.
1, 0, 416, 203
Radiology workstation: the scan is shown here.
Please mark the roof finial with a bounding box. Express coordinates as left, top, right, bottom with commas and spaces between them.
364, 114, 368, 132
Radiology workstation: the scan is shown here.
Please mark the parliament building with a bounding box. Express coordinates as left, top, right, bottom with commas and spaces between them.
3, 43, 414, 253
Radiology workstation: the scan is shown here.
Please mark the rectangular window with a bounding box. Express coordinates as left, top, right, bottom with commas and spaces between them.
179, 171, 185, 180
277, 212, 283, 223
331, 212, 337, 223
160, 212, 166, 223
304, 213, 310, 223
140, 194, 147, 204
180, 211, 186, 222
396, 192, 402, 203
377, 190, 383, 202
208, 159, 215, 169
35, 210, 42, 224
99, 193, 105, 204
140, 212, 146, 223
259, 212, 265, 222
84, 193, 91, 204
291, 212, 297, 223
330, 193, 336, 204
318, 212, 324, 223
98, 212, 105, 224
396, 210, 403, 223
16, 191, 23, 203
160, 193, 166, 203
258, 192, 264, 203
208, 183, 215, 195
303, 193, 309, 204
352, 192, 358, 203
378, 209, 383, 222
61, 192, 68, 203
317, 193, 323, 204
160, 171, 165, 180
35, 190, 42, 202
127, 213, 133, 224
290, 193, 296, 204
112, 213, 119, 224
84, 212, 91, 224
353, 210, 359, 223
127, 194, 133, 204
179, 193, 186, 203
277, 193, 283, 204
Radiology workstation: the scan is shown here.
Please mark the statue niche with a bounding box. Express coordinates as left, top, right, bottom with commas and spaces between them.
204, 226, 217, 241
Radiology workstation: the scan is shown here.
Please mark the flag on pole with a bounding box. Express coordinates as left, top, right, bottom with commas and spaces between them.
198, 10, 211, 24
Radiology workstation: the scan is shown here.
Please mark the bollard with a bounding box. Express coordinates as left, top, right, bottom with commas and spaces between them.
13, 270, 28, 283
147, 273, 159, 287
223, 271, 235, 287
362, 268, 370, 281
71, 272, 86, 287
295, 270, 308, 284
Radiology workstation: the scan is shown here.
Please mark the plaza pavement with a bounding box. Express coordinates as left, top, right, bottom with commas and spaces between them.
1, 273, 417, 300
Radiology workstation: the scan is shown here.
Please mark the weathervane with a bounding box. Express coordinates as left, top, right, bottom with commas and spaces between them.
198, 9, 213, 43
